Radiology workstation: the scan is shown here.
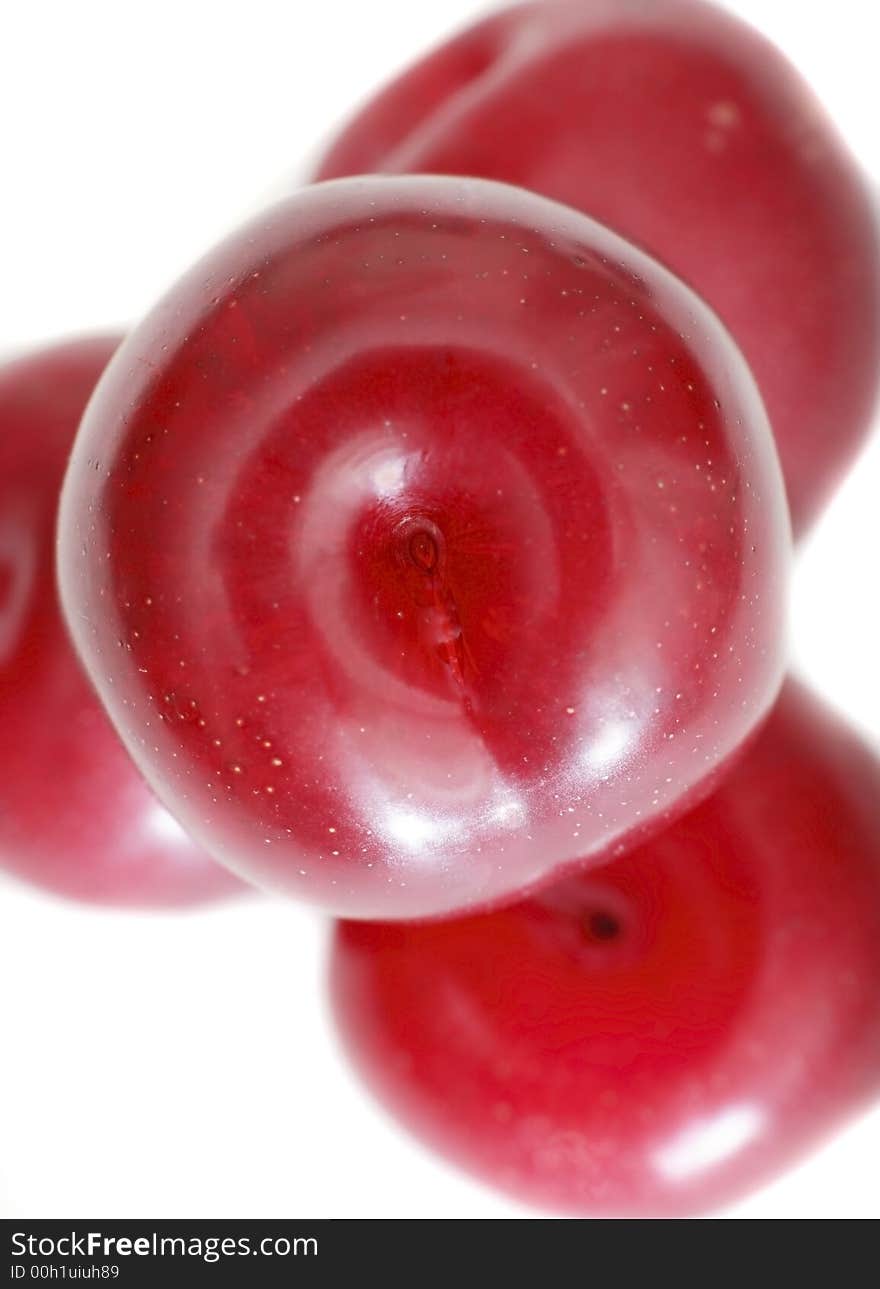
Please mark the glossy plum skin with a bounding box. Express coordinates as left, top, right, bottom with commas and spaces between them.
0, 339, 243, 908
58, 176, 789, 920
333, 681, 880, 1217
317, 0, 880, 538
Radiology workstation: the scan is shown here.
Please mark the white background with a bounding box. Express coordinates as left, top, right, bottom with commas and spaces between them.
1, 0, 878, 1219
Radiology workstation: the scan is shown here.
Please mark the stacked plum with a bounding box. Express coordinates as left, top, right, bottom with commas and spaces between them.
2, 0, 879, 1216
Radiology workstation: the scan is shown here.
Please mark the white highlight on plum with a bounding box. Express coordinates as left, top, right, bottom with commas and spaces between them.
370, 451, 408, 498
384, 808, 448, 851
487, 793, 526, 830
580, 717, 636, 775
143, 801, 192, 849
381, 782, 526, 862
653, 1104, 765, 1182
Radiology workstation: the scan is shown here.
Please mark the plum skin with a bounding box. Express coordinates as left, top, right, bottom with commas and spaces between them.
58, 175, 789, 919
0, 337, 244, 908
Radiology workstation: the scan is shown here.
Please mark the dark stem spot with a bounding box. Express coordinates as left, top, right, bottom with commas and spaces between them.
583, 909, 622, 942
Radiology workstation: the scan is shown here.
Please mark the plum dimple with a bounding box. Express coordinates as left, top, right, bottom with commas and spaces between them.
402, 518, 443, 576
58, 175, 789, 919
396, 515, 471, 693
